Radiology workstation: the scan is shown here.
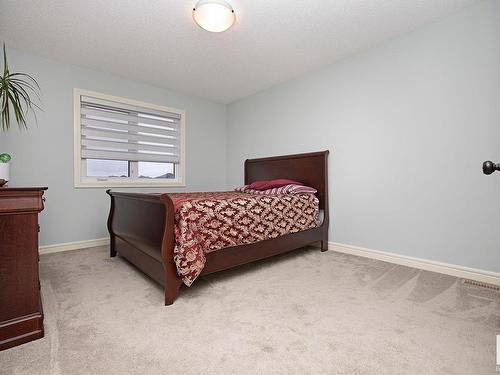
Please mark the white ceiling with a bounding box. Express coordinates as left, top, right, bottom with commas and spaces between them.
0, 0, 481, 103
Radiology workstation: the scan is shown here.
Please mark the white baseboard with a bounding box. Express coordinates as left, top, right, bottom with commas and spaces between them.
330, 242, 500, 286
38, 237, 500, 286
39, 238, 110, 255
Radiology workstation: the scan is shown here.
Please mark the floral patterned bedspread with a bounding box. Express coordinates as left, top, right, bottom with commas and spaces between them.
168, 192, 319, 286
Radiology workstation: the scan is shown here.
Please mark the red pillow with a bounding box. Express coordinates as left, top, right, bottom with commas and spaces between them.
248, 179, 304, 190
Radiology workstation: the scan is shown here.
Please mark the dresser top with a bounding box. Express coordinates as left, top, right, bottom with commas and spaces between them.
0, 187, 48, 191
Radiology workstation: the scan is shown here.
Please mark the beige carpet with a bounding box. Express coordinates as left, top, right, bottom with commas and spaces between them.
1, 246, 498, 375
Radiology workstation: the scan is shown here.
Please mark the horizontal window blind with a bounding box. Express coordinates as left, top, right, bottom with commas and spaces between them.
79, 95, 181, 164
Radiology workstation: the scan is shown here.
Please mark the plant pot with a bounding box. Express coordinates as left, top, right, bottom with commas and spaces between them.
0, 163, 10, 186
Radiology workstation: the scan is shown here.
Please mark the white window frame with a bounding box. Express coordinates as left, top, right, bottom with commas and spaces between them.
74, 88, 186, 188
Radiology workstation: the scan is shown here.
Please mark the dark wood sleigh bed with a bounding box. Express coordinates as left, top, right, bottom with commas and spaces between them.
106, 150, 329, 305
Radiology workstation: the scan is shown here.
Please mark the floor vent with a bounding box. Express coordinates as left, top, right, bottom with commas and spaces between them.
462, 279, 500, 291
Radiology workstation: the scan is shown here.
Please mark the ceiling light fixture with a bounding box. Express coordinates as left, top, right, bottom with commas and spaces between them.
192, 0, 235, 33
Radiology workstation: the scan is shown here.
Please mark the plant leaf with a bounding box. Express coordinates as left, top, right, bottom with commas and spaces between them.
0, 44, 41, 132
2, 44, 8, 78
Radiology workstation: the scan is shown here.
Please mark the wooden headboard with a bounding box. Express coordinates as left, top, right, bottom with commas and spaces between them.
244, 151, 329, 214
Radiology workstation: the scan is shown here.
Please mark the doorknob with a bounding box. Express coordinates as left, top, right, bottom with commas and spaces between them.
483, 161, 500, 175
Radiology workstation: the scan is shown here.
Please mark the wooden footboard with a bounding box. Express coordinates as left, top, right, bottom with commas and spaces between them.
106, 191, 182, 305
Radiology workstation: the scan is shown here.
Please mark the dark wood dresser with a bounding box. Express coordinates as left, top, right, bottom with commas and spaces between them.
0, 187, 47, 350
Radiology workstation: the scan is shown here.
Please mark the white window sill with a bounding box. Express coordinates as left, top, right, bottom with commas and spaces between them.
74, 178, 186, 189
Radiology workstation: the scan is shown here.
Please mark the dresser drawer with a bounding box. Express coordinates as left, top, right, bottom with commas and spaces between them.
0, 191, 44, 214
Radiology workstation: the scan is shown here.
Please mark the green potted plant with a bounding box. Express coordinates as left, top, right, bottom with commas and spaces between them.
0, 43, 41, 186
0, 153, 11, 185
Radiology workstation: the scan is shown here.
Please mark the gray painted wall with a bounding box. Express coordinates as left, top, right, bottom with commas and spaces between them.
226, 1, 500, 272
0, 49, 226, 246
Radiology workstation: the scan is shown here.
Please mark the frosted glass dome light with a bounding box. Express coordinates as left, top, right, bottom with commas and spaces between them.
193, 0, 236, 33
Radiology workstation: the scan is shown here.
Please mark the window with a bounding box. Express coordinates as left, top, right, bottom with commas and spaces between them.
74, 89, 185, 187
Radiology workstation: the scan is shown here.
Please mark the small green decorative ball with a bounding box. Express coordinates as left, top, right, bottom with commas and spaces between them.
0, 153, 11, 163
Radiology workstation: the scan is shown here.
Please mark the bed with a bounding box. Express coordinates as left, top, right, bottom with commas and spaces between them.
106, 150, 329, 305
